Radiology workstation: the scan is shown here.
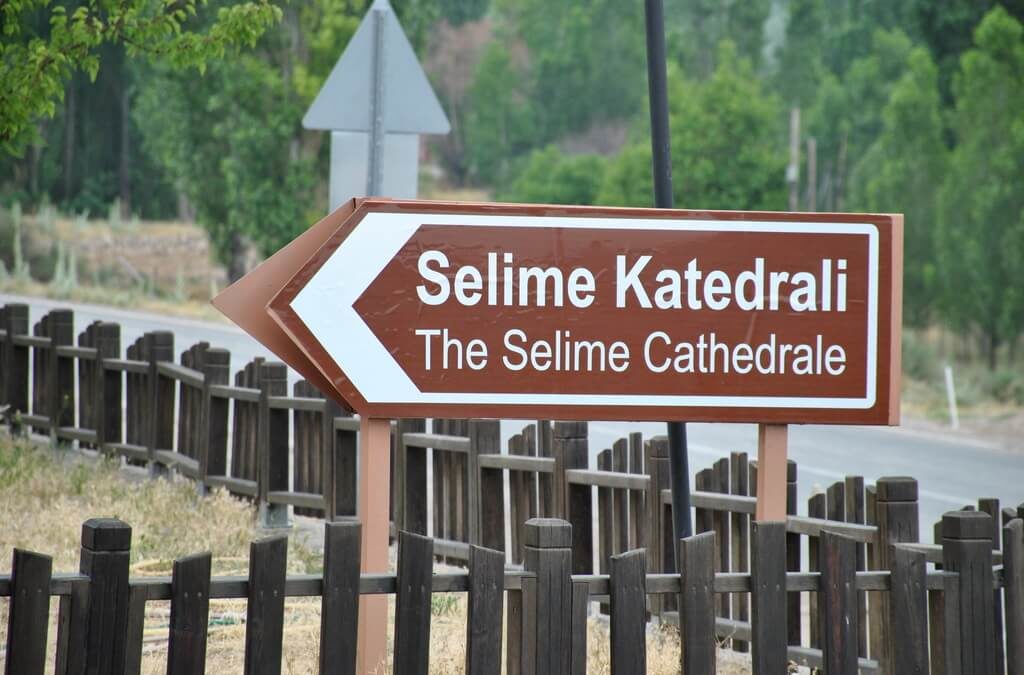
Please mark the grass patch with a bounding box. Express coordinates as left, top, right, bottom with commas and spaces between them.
0, 437, 756, 673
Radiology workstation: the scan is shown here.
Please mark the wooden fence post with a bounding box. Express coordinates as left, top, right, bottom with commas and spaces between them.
468, 419, 500, 546
679, 531, 716, 674
612, 438, 629, 555
628, 432, 644, 552
94, 323, 121, 451
466, 544, 505, 675
598, 448, 612, 608
4, 549, 54, 675
786, 460, 801, 648
393, 531, 434, 675
320, 520, 362, 675
166, 553, 212, 675
522, 518, 573, 675
751, 521, 787, 675
31, 312, 49, 435
731, 451, 750, 652
321, 398, 349, 520
1004, 518, 1023, 675
244, 536, 288, 675
536, 420, 554, 517
844, 474, 867, 658
942, 510, 996, 675
3, 303, 29, 421
48, 309, 74, 441
889, 545, 929, 675
397, 419, 427, 533
872, 476, 919, 672
471, 420, 505, 554
80, 517, 132, 675
820, 531, 858, 674
257, 362, 288, 528
646, 436, 670, 616
197, 347, 229, 491
146, 331, 174, 477
555, 422, 592, 574
978, 497, 1006, 675
610, 548, 647, 674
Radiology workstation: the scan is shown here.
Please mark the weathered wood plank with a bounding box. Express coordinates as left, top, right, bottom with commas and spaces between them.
942, 510, 995, 675
167, 553, 212, 675
570, 579, 589, 675
4, 549, 53, 675
320, 520, 361, 675
466, 545, 504, 675
80, 518, 132, 675
751, 521, 787, 675
243, 535, 288, 675
610, 548, 646, 674
820, 531, 858, 675
731, 451, 750, 653
1003, 519, 1023, 675
679, 531, 716, 674
394, 531, 434, 675
889, 545, 929, 675
523, 518, 573, 675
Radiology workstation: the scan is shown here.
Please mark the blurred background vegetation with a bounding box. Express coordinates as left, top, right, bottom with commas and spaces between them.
1, 0, 1023, 397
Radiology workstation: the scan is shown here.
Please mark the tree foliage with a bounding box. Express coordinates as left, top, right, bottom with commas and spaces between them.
589, 45, 784, 210
0, 0, 282, 153
848, 47, 946, 326
935, 7, 1024, 366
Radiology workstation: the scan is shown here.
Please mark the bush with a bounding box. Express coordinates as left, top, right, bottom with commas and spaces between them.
901, 332, 940, 382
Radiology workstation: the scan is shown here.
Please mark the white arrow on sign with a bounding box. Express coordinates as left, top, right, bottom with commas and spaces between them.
276, 204, 884, 417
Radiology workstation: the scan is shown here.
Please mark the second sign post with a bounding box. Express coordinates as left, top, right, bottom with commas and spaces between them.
217, 198, 903, 672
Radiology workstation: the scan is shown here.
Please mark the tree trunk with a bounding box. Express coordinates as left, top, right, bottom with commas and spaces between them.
989, 332, 999, 371
119, 87, 132, 219
227, 232, 256, 283
63, 81, 76, 202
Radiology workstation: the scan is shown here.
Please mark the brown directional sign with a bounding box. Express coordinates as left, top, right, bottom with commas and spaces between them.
261, 199, 902, 424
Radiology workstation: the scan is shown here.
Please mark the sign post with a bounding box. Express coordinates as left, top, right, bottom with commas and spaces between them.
643, 0, 694, 544
216, 198, 902, 674
357, 416, 391, 674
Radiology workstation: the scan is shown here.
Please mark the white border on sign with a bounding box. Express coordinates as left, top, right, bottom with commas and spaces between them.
290, 212, 880, 409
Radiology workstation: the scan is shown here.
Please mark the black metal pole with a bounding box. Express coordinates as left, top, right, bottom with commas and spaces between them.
643, 0, 692, 549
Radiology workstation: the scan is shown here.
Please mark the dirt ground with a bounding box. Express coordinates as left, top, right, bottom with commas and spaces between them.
0, 437, 758, 674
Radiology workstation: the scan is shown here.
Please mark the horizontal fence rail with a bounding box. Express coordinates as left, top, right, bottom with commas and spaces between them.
1, 517, 1023, 675
2, 303, 1024, 674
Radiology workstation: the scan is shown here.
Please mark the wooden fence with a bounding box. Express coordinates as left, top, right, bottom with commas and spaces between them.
2, 303, 1024, 673
3, 515, 1023, 675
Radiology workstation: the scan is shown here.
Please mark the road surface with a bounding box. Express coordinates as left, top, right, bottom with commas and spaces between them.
4, 292, 1023, 534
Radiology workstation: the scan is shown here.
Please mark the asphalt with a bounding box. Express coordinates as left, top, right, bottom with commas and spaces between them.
4, 292, 1023, 537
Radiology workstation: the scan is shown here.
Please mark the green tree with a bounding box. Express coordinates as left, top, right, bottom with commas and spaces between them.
463, 42, 536, 184
666, 0, 771, 80
596, 144, 654, 207
438, 0, 489, 26
806, 28, 916, 211
848, 47, 946, 325
936, 7, 1024, 367
0, 0, 281, 153
912, 0, 1024, 100
772, 0, 826, 108
134, 1, 366, 280
597, 43, 785, 211
500, 146, 606, 205
668, 42, 785, 210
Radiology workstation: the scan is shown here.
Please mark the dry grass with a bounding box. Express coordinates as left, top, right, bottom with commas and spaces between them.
0, 437, 754, 673
0, 278, 228, 323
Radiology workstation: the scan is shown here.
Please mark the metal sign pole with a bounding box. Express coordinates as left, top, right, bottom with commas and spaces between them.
366, 6, 387, 196
643, 0, 693, 546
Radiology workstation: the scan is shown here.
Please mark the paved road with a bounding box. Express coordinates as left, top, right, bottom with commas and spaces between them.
4, 292, 1023, 535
